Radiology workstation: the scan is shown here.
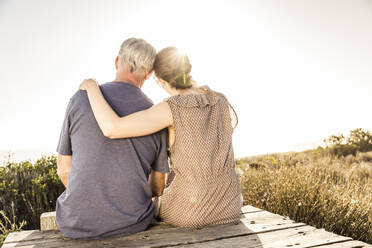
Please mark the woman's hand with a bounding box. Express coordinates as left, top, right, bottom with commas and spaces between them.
79, 78, 99, 91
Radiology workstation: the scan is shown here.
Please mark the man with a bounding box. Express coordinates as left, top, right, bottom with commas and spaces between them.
56, 38, 169, 239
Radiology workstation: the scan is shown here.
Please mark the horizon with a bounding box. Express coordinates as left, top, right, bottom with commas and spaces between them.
1, 0, 371, 160
1, 145, 320, 164
0, 131, 346, 164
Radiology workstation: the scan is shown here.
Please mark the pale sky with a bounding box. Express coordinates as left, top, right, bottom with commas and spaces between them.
0, 0, 371, 161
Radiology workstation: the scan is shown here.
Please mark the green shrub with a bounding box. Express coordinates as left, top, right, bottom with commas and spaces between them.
0, 155, 64, 230
324, 128, 372, 156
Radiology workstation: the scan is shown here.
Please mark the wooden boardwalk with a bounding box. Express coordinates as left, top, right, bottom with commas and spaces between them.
2, 205, 370, 248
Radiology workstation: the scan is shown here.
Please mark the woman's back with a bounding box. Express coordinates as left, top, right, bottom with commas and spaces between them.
159, 86, 242, 227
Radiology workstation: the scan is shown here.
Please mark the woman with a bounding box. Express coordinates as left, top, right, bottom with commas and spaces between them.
79, 47, 242, 228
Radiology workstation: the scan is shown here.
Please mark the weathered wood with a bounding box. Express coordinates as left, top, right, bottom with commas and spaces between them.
3, 222, 175, 246
40, 212, 59, 231
35, 204, 262, 233
3, 209, 287, 245
2, 206, 370, 248
241, 205, 264, 214
173, 225, 355, 248
310, 240, 372, 247
3, 231, 42, 244
3, 210, 306, 248
3, 222, 305, 248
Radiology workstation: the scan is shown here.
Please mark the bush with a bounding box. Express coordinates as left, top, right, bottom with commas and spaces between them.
324, 128, 372, 156
0, 155, 64, 230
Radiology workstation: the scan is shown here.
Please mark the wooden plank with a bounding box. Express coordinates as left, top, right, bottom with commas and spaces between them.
105, 219, 305, 248
172, 225, 356, 248
34, 205, 262, 233
7, 206, 366, 248
3, 222, 173, 245
172, 225, 318, 248
3, 205, 263, 244
2, 222, 174, 246
40, 212, 58, 231
241, 205, 264, 214
38, 211, 173, 232
310, 240, 372, 247
3, 230, 61, 244
241, 210, 297, 232
2, 211, 306, 248
3, 208, 283, 245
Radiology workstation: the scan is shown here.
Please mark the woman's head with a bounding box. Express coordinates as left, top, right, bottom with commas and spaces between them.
154, 47, 192, 90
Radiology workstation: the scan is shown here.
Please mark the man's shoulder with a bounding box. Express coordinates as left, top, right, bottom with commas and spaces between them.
66, 82, 154, 115
63, 90, 90, 117
69, 90, 88, 106
71, 90, 87, 99
100, 82, 154, 108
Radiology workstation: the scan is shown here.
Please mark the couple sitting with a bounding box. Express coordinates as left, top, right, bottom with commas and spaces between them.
56, 37, 242, 239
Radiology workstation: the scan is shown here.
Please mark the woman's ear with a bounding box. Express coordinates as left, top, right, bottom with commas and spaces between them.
144, 70, 154, 81
115, 56, 119, 70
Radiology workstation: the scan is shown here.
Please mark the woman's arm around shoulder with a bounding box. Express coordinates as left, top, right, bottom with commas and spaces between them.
109, 101, 173, 138
80, 79, 173, 139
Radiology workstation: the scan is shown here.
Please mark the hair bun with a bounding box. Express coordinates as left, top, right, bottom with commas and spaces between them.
172, 74, 192, 89
154, 47, 193, 89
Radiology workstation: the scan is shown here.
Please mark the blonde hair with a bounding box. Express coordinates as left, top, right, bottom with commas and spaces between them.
118, 38, 156, 79
154, 47, 192, 89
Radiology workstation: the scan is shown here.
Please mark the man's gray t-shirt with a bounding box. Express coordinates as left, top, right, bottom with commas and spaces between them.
56, 81, 169, 239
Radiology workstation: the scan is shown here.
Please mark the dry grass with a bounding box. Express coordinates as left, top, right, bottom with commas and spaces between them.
1, 150, 371, 244
0, 204, 26, 246
237, 150, 372, 243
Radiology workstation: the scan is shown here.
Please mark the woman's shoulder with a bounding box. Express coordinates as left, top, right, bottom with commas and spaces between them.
166, 86, 228, 108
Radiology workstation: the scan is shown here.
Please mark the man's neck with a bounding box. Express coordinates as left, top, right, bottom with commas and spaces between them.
115, 73, 143, 88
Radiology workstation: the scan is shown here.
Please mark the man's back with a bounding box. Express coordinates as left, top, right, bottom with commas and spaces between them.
56, 82, 169, 239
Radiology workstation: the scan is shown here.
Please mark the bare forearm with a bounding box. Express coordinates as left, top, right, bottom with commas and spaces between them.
59, 173, 69, 187
149, 171, 166, 197
81, 79, 173, 139
84, 84, 120, 137
57, 154, 72, 188
151, 183, 165, 197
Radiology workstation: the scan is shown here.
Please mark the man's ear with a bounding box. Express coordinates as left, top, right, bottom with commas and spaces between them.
115, 56, 119, 70
144, 70, 154, 81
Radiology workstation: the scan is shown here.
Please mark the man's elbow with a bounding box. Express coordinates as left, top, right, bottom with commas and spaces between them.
152, 185, 165, 197
153, 190, 163, 197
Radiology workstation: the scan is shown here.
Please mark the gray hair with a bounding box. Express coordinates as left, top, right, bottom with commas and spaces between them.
118, 38, 156, 79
